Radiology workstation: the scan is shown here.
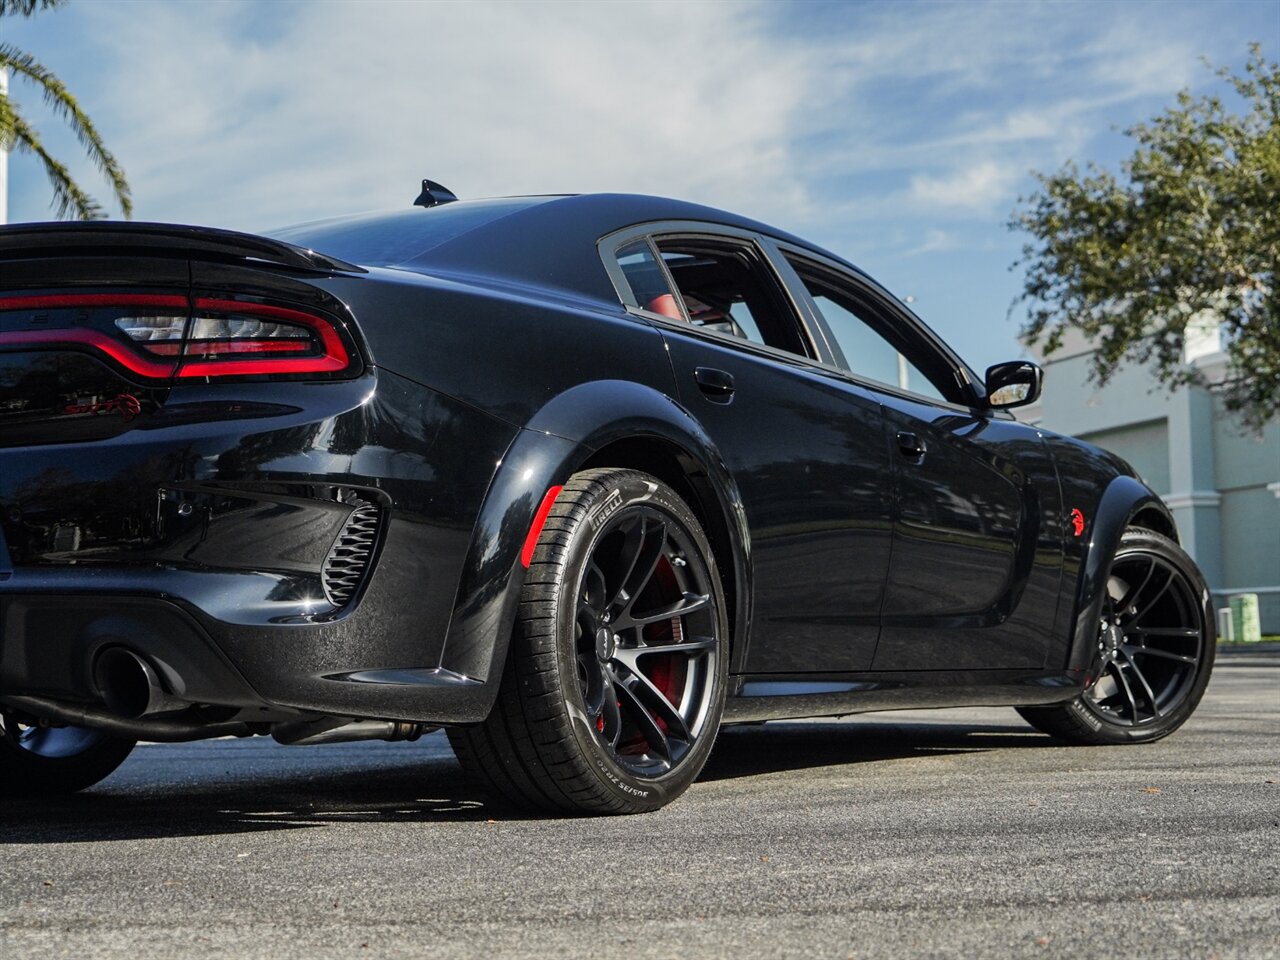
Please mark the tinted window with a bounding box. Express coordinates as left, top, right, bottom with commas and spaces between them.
268, 198, 552, 267
615, 239, 679, 314
807, 286, 944, 401
788, 258, 961, 404
655, 239, 810, 357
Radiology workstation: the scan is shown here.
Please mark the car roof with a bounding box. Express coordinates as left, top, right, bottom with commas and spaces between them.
271, 193, 861, 304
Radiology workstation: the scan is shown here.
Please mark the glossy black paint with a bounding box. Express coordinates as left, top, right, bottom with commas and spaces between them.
873, 394, 1063, 671
0, 193, 1179, 738
659, 327, 894, 674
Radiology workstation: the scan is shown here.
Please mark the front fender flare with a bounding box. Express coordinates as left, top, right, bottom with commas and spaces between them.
1065, 475, 1176, 676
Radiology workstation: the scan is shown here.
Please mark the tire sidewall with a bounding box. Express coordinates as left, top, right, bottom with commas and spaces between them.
0, 726, 135, 797
552, 472, 729, 811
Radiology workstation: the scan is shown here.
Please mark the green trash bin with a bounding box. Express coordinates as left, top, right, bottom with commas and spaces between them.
1229, 594, 1262, 644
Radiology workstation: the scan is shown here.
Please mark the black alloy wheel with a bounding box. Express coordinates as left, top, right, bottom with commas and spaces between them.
0, 709, 135, 797
1018, 527, 1215, 744
449, 468, 729, 814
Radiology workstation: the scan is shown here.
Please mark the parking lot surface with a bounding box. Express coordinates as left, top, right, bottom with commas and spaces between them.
2, 657, 1276, 959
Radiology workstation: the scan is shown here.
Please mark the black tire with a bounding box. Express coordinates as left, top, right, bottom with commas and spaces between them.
449, 468, 729, 814
0, 711, 135, 797
1018, 527, 1215, 745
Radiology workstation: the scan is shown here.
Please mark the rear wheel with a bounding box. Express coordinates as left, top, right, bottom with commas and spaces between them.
0, 710, 135, 797
1018, 527, 1215, 744
449, 468, 729, 814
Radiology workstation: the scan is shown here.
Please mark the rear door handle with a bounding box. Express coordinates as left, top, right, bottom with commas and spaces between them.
694, 367, 735, 403
896, 430, 925, 462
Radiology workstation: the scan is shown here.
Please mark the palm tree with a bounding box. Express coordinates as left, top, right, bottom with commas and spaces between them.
0, 0, 131, 219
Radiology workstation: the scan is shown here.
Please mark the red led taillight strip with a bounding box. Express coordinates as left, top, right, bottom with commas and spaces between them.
181, 299, 349, 377
0, 294, 188, 378
0, 326, 179, 378
0, 293, 352, 379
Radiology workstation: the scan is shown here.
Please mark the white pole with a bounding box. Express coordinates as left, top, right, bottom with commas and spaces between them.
0, 67, 8, 225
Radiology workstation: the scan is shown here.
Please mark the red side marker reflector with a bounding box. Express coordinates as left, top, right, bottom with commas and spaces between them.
521, 485, 564, 568
1070, 508, 1086, 538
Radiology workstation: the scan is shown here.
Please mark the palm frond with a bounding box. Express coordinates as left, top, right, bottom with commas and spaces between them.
8, 107, 104, 220
0, 42, 132, 217
0, 1, 68, 18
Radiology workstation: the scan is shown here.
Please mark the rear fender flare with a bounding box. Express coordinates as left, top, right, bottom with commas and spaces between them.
439, 380, 750, 713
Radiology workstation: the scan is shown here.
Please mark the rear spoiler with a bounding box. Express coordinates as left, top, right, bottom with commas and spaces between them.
0, 221, 365, 275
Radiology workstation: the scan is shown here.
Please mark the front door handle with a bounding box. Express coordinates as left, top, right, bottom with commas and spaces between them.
896, 430, 925, 462
694, 367, 735, 403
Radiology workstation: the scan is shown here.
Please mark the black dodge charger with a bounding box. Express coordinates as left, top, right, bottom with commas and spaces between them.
0, 184, 1215, 813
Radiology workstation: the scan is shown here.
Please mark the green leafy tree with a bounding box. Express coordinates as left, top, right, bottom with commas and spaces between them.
1012, 45, 1278, 430
0, 0, 131, 219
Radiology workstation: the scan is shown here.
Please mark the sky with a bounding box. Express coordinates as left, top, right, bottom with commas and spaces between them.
2, 0, 1277, 373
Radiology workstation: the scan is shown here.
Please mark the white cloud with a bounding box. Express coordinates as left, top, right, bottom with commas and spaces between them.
905, 228, 958, 257
73, 0, 825, 231
907, 161, 1020, 213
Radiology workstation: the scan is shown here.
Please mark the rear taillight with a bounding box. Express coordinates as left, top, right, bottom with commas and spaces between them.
0, 293, 356, 380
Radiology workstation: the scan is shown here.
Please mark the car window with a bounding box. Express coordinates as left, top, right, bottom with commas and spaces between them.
615, 240, 682, 317
786, 258, 960, 404
653, 238, 811, 358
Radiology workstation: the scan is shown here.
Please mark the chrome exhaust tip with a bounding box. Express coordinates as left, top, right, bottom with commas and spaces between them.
93, 647, 189, 718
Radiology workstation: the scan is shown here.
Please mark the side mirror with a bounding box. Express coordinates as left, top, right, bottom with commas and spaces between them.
984, 361, 1042, 409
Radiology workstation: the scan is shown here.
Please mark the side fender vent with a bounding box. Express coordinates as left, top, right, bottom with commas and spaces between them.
322, 494, 382, 608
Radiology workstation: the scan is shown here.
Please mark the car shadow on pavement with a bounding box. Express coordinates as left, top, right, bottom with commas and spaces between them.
701, 717, 1049, 782
0, 751, 500, 844
1, 720, 1051, 842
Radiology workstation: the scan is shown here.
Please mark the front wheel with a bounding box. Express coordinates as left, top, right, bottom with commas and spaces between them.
0, 709, 135, 797
1018, 527, 1215, 745
449, 468, 729, 814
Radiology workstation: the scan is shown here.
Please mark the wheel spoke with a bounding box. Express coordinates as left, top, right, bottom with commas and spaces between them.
1120, 650, 1163, 718
584, 561, 609, 611
600, 672, 622, 747
1133, 627, 1200, 640
1115, 556, 1158, 614
608, 518, 667, 619
1130, 568, 1175, 623
619, 592, 711, 629
577, 652, 600, 709
617, 665, 692, 744
1111, 660, 1140, 724
612, 636, 716, 671
613, 678, 672, 761
1123, 644, 1197, 665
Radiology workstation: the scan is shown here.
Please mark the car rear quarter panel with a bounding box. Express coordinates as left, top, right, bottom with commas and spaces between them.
314, 268, 675, 428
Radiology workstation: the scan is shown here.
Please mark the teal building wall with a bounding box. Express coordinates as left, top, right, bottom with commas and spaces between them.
1022, 333, 1279, 635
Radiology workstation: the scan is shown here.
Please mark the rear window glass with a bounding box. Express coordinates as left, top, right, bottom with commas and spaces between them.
616, 239, 678, 312
268, 198, 552, 267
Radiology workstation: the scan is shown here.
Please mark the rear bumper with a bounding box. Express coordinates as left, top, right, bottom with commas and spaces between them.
0, 572, 493, 724
0, 368, 520, 725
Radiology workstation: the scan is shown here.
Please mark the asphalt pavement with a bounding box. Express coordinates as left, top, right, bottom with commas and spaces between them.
2, 657, 1276, 960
